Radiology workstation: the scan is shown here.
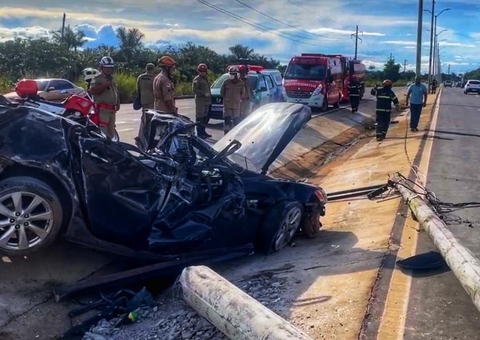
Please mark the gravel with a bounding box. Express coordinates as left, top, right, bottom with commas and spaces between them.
82, 274, 289, 340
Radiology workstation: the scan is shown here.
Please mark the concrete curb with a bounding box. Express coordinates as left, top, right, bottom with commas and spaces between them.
391, 173, 480, 313
179, 265, 314, 340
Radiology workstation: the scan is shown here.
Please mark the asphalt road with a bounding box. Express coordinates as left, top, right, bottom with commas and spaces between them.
115, 87, 385, 144
404, 87, 480, 339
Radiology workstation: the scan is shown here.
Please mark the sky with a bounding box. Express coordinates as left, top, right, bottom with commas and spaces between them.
0, 0, 479, 74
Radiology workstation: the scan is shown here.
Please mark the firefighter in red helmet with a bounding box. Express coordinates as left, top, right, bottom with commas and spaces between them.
370, 79, 400, 141
192, 63, 212, 138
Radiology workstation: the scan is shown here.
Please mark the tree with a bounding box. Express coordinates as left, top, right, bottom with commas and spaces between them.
115, 27, 145, 67
229, 44, 254, 59
383, 59, 401, 83
52, 25, 87, 52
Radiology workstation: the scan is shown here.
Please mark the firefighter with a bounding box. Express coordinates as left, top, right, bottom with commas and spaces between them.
135, 63, 155, 145
89, 56, 120, 140
348, 75, 361, 113
153, 56, 177, 113
239, 65, 253, 120
430, 78, 438, 94
220, 66, 245, 134
370, 79, 400, 141
192, 63, 212, 138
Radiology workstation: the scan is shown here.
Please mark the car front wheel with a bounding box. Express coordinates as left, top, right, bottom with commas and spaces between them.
0, 177, 64, 256
258, 201, 303, 254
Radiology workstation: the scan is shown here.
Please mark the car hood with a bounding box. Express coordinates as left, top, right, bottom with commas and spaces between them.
213, 102, 311, 174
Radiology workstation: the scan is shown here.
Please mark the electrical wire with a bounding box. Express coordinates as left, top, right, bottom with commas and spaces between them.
196, 0, 326, 47
234, 0, 340, 41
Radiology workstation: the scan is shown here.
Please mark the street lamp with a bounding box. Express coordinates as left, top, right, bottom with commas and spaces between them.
424, 5, 451, 89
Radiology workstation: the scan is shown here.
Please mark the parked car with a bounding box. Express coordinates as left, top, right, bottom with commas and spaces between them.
208, 67, 284, 121
444, 80, 453, 87
4, 78, 84, 102
464, 80, 480, 94
0, 103, 327, 258
455, 82, 462, 88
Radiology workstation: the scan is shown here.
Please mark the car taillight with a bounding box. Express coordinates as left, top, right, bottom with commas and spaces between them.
315, 189, 327, 203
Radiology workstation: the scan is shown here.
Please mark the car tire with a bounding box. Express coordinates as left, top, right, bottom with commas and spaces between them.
320, 98, 328, 112
0, 176, 64, 256
257, 201, 303, 254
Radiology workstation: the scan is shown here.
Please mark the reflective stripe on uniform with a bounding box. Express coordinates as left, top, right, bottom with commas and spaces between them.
377, 95, 391, 99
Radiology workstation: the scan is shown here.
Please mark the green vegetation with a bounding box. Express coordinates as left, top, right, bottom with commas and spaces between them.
0, 24, 437, 101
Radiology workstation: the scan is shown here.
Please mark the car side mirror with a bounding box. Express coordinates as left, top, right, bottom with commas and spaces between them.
47, 87, 55, 92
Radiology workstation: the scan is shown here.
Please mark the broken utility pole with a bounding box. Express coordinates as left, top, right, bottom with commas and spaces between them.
61, 13, 66, 39
351, 25, 363, 60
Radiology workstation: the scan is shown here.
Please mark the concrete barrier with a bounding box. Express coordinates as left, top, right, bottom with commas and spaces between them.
179, 265, 314, 340
392, 173, 480, 313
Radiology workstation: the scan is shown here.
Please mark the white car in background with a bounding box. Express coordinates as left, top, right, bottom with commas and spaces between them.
464, 80, 480, 94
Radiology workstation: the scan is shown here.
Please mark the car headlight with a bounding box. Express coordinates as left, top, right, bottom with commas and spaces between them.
312, 84, 323, 96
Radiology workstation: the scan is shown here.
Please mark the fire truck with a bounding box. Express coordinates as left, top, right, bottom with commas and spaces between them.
283, 53, 366, 110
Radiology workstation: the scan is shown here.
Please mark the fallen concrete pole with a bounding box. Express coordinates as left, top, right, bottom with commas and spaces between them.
179, 265, 314, 340
392, 173, 480, 313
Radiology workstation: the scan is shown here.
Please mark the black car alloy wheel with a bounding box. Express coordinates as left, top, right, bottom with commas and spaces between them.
259, 201, 303, 254
0, 177, 64, 256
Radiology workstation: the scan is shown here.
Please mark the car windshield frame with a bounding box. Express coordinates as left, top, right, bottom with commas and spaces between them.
284, 63, 327, 81
35, 80, 49, 91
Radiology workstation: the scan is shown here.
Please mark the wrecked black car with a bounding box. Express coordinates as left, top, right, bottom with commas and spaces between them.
0, 103, 327, 260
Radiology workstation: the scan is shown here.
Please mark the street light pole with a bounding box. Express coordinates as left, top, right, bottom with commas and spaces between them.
416, 0, 423, 77
427, 0, 436, 91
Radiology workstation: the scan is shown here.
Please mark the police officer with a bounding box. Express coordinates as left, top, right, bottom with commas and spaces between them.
239, 65, 253, 120
192, 63, 212, 138
89, 56, 120, 140
348, 75, 361, 113
370, 79, 400, 141
221, 66, 245, 134
153, 56, 177, 113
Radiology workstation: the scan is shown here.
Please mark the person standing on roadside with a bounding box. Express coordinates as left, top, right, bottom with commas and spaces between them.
406, 76, 428, 132
135, 63, 156, 144
89, 56, 120, 140
153, 56, 177, 113
221, 66, 244, 134
239, 65, 253, 121
348, 75, 361, 113
370, 79, 400, 141
192, 63, 212, 138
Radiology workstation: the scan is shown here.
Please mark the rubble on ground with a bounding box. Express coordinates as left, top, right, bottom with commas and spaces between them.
82, 274, 289, 340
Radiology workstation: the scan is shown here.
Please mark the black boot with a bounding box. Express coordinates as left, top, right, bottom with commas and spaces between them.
202, 118, 212, 138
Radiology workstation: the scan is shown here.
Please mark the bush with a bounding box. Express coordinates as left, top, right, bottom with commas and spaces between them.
0, 76, 13, 94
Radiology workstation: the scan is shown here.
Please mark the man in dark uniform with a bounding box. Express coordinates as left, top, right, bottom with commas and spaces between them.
348, 75, 361, 113
370, 79, 400, 141
192, 63, 212, 138
430, 78, 438, 94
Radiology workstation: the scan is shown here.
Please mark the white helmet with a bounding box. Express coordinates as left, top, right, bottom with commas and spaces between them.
229, 66, 239, 74
99, 56, 115, 68
83, 68, 100, 82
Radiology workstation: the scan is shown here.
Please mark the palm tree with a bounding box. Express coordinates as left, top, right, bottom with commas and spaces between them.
228, 44, 254, 59
52, 25, 87, 52
115, 27, 145, 65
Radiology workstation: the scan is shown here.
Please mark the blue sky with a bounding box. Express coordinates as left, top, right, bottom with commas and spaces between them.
0, 0, 479, 74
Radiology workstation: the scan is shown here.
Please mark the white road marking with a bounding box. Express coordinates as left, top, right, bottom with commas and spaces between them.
117, 128, 134, 132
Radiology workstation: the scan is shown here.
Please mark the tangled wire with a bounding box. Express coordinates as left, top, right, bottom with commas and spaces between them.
393, 172, 480, 226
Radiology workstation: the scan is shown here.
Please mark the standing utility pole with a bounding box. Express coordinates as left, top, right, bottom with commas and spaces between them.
416, 0, 423, 76
447, 64, 451, 79
351, 25, 363, 60
404, 59, 407, 73
427, 0, 436, 89
61, 13, 66, 39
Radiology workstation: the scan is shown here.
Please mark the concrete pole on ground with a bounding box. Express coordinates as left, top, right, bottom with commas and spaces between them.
179, 265, 314, 340
392, 173, 480, 313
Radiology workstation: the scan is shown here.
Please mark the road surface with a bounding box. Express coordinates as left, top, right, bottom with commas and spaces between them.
404, 87, 480, 339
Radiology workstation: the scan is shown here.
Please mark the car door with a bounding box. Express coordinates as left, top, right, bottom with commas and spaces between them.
77, 139, 171, 249
43, 80, 63, 101
58, 80, 78, 99
256, 75, 270, 106
264, 74, 275, 102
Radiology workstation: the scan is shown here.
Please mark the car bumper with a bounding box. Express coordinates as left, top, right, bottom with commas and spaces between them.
465, 88, 480, 92
285, 93, 325, 108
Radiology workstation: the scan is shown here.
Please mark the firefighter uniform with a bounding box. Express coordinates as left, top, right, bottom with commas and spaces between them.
348, 78, 361, 113
137, 66, 155, 109
91, 73, 119, 140
370, 81, 399, 141
192, 68, 212, 138
239, 66, 253, 120
221, 70, 245, 134
153, 72, 175, 112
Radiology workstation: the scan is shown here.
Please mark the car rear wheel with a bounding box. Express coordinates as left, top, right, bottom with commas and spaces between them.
0, 177, 64, 256
258, 201, 303, 254
320, 98, 328, 112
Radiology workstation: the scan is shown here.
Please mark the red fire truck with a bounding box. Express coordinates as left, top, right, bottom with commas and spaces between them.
283, 53, 366, 109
